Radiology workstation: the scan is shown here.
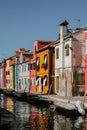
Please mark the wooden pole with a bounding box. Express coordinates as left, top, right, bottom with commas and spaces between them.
68, 85, 72, 103
48, 84, 52, 98
83, 90, 87, 103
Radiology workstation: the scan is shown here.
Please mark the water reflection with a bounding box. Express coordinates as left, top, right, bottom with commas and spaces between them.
15, 101, 30, 121
0, 93, 5, 108
1, 94, 87, 130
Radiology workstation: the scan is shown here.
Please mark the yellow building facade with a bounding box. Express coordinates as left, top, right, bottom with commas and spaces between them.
36, 44, 55, 94
9, 66, 14, 89
9, 55, 16, 90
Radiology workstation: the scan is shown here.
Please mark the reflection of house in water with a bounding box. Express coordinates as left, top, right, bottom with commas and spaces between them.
15, 101, 30, 120
74, 116, 84, 129
37, 109, 51, 130
29, 106, 52, 130
5, 98, 14, 113
29, 106, 37, 129
54, 114, 72, 130
0, 94, 5, 108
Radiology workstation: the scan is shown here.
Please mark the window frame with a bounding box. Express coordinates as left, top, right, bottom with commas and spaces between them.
56, 48, 59, 59
65, 44, 69, 56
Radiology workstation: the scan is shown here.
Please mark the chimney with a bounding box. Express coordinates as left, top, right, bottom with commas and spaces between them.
59, 20, 68, 43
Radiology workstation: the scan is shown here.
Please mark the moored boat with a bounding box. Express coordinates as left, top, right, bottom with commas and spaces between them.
12, 91, 27, 101
27, 94, 52, 107
0, 108, 15, 130
54, 102, 78, 115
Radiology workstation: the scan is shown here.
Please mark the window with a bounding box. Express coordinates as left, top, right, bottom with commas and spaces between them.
22, 78, 23, 85
28, 79, 29, 84
32, 78, 35, 86
65, 44, 69, 56
42, 55, 48, 69
76, 74, 85, 85
19, 65, 22, 72
36, 76, 39, 86
6, 71, 8, 75
43, 75, 47, 86
44, 55, 48, 69
56, 76, 59, 93
32, 63, 36, 70
28, 63, 30, 71
6, 71, 10, 75
16, 57, 19, 64
36, 57, 40, 71
25, 78, 26, 85
36, 57, 40, 66
8, 71, 10, 75
56, 48, 59, 59
29, 64, 32, 70
44, 55, 47, 64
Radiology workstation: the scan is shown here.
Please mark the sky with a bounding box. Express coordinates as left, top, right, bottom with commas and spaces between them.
0, 0, 87, 61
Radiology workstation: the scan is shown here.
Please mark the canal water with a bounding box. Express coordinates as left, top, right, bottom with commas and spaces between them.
1, 94, 87, 130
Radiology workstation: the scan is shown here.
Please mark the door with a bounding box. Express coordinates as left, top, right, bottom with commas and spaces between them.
56, 76, 59, 94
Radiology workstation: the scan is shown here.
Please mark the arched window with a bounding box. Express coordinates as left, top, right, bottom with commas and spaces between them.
36, 57, 40, 71
36, 76, 39, 86
43, 75, 47, 86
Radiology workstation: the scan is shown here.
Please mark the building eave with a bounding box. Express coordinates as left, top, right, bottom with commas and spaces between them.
54, 34, 73, 45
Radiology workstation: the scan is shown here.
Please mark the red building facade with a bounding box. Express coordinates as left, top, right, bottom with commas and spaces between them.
84, 31, 87, 90
2, 59, 6, 88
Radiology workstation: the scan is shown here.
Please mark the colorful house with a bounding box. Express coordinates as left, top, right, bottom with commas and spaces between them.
30, 40, 53, 93
5, 58, 11, 89
55, 20, 86, 97
14, 48, 32, 92
30, 40, 39, 92
18, 51, 32, 92
30, 54, 36, 92
84, 30, 87, 91
1, 59, 6, 88
36, 41, 55, 94
9, 55, 16, 90
14, 48, 25, 91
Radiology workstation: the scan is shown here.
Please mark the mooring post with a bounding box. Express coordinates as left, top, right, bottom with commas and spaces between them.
83, 90, 87, 103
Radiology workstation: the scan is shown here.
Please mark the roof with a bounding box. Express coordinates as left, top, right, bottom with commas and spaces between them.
36, 41, 55, 53
55, 26, 87, 45
35, 40, 54, 44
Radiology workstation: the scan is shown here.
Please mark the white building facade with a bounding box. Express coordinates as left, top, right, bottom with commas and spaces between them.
55, 20, 86, 97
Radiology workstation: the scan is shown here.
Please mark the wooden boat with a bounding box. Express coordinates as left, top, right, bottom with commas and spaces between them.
3, 89, 14, 97
12, 91, 27, 101
54, 102, 78, 115
0, 108, 15, 130
27, 95, 52, 107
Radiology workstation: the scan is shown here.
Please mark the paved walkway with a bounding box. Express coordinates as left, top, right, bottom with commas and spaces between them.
41, 94, 87, 109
